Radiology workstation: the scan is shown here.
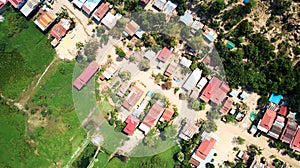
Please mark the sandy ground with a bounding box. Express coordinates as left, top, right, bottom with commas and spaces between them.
50, 0, 97, 60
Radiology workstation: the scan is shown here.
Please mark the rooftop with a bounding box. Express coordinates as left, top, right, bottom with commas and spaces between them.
160, 108, 174, 122
73, 0, 87, 9
73, 61, 99, 90
220, 97, 233, 115
179, 57, 192, 67
144, 50, 156, 60
101, 12, 117, 29
153, 0, 166, 11
178, 122, 199, 140
278, 105, 288, 117
182, 68, 202, 92
291, 128, 300, 152
179, 12, 193, 26
92, 2, 110, 22
124, 20, 140, 36
191, 20, 204, 31
123, 115, 140, 135
269, 93, 283, 105
164, 61, 177, 77
162, 1, 177, 16
281, 119, 298, 143
82, 0, 101, 15
20, 0, 40, 17
34, 8, 57, 31
157, 47, 172, 63
257, 108, 277, 133
139, 103, 164, 134
8, 0, 25, 9
50, 19, 71, 45
122, 85, 144, 111
200, 77, 230, 105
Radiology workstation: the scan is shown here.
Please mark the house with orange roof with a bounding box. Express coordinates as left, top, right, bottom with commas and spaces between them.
159, 108, 174, 122
92, 2, 109, 22
34, 8, 57, 31
257, 108, 277, 133
139, 103, 164, 134
189, 136, 216, 168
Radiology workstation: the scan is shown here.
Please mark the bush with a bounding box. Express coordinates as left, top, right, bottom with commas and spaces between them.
115, 46, 126, 58
139, 59, 151, 71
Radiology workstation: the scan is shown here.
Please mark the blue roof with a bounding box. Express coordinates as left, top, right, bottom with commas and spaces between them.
147, 90, 153, 98
269, 93, 283, 104
179, 12, 193, 26
243, 0, 250, 3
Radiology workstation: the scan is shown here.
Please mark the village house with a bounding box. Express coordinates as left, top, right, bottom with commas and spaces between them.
153, 0, 166, 11
179, 57, 192, 68
123, 115, 140, 135
140, 0, 150, 5
34, 7, 57, 32
257, 108, 277, 133
101, 12, 118, 29
268, 93, 283, 105
50, 18, 71, 47
92, 2, 110, 23
291, 127, 300, 152
189, 136, 216, 168
8, 0, 26, 9
123, 20, 140, 37
202, 26, 217, 43
157, 47, 172, 63
73, 61, 99, 90
191, 20, 204, 32
132, 91, 152, 117
73, 0, 87, 9
20, 0, 40, 17
82, 0, 101, 16
99, 63, 117, 80
0, 0, 8, 11
178, 122, 199, 141
122, 85, 144, 111
144, 50, 156, 60
139, 103, 164, 134
280, 118, 298, 144
162, 1, 177, 17
229, 89, 239, 98
159, 108, 174, 122
182, 68, 202, 92
200, 77, 230, 105
164, 61, 177, 77
179, 11, 193, 26
278, 105, 288, 117
268, 115, 285, 139
196, 77, 208, 92
220, 97, 234, 115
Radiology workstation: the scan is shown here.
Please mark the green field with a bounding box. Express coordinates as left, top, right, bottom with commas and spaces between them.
0, 7, 54, 99
93, 146, 180, 168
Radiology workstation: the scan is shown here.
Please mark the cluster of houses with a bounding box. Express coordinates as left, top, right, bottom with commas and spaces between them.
255, 93, 300, 153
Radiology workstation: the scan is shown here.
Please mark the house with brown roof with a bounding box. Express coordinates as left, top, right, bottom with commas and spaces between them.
34, 8, 57, 31
257, 108, 277, 133
157, 47, 172, 63
164, 61, 177, 77
200, 77, 230, 105
291, 127, 300, 152
124, 20, 140, 37
8, 0, 26, 9
160, 108, 174, 122
220, 97, 233, 115
278, 105, 288, 117
280, 118, 298, 143
189, 136, 216, 167
50, 18, 71, 47
178, 122, 199, 140
268, 116, 285, 139
139, 103, 164, 134
73, 61, 99, 90
122, 85, 144, 111
92, 2, 110, 22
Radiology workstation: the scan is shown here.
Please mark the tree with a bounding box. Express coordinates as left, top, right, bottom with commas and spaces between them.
202, 120, 217, 133
118, 70, 131, 82
163, 81, 172, 90
179, 93, 187, 100
76, 42, 84, 50
189, 99, 205, 111
176, 152, 184, 162
115, 46, 126, 58
237, 136, 245, 145
206, 163, 215, 168
84, 40, 98, 56
129, 55, 136, 62
96, 26, 106, 37
139, 59, 151, 71
100, 34, 109, 45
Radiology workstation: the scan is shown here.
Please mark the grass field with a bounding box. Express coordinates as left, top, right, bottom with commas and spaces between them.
93, 146, 180, 168
0, 7, 54, 99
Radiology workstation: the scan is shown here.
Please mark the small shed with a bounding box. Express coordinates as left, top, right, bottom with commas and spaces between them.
226, 41, 235, 50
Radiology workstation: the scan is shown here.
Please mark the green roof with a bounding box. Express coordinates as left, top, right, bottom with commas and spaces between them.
226, 41, 235, 49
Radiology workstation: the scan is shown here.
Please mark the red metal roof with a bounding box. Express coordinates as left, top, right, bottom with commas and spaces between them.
195, 137, 216, 160
189, 158, 200, 167
142, 103, 164, 129
291, 128, 300, 152
200, 77, 230, 105
157, 47, 172, 63
278, 105, 288, 116
73, 61, 99, 90
140, 0, 149, 4
123, 115, 139, 135
93, 2, 109, 21
160, 108, 174, 122
259, 109, 277, 131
